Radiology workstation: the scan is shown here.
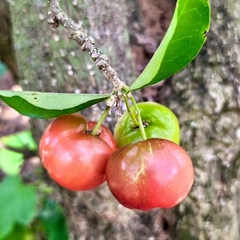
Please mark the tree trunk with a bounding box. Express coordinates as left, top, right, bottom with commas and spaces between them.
8, 0, 240, 239
0, 0, 18, 80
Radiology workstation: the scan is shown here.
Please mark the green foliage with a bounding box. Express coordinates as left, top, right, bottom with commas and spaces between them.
0, 130, 37, 175
1, 130, 37, 151
1, 224, 36, 240
129, 0, 211, 91
0, 130, 69, 239
0, 176, 37, 239
0, 149, 23, 176
0, 91, 110, 119
40, 199, 69, 240
0, 176, 69, 240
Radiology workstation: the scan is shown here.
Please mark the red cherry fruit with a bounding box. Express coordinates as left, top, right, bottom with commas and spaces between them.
39, 114, 114, 191
106, 138, 194, 210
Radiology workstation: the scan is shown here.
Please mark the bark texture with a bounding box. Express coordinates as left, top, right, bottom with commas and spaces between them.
7, 0, 240, 239
0, 1, 18, 80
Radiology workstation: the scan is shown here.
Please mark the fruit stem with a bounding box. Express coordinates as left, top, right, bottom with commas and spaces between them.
130, 95, 147, 141
137, 114, 147, 141
91, 107, 110, 135
123, 95, 139, 127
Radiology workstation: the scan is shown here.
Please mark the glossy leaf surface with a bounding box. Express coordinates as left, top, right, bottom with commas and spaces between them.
129, 0, 211, 91
0, 91, 110, 119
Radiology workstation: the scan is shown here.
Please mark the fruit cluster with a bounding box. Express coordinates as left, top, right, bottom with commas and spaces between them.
39, 102, 194, 210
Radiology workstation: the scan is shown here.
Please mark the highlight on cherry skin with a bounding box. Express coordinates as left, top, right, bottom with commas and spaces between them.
106, 138, 194, 210
39, 114, 116, 191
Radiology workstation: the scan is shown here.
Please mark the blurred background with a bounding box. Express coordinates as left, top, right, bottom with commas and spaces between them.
0, 0, 240, 239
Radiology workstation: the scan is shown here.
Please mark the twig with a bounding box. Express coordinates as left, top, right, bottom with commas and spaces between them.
47, 0, 126, 93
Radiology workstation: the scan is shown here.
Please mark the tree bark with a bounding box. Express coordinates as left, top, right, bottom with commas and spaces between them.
0, 1, 18, 80
8, 0, 240, 239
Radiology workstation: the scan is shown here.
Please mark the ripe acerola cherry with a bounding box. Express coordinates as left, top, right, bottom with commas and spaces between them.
114, 102, 180, 147
106, 138, 194, 210
39, 114, 116, 191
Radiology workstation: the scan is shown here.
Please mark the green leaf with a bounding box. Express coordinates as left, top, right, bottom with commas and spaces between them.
0, 149, 24, 175
0, 131, 37, 175
1, 130, 37, 151
40, 199, 69, 240
0, 91, 110, 119
1, 224, 35, 240
0, 176, 37, 239
129, 0, 211, 91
